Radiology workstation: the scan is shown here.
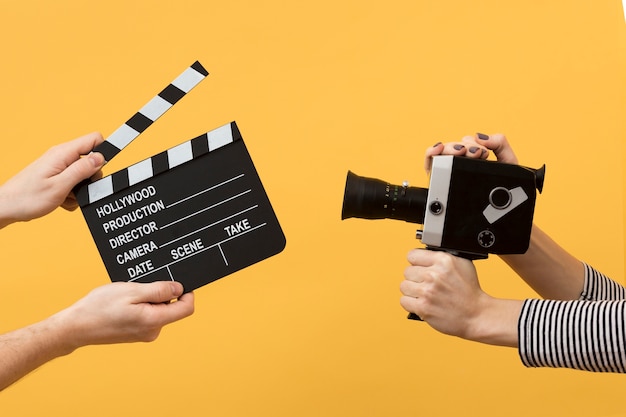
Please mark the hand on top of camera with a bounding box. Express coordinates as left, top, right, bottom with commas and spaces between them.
424, 133, 518, 174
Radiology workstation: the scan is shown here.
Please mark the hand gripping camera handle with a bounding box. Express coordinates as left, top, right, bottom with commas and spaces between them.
407, 248, 485, 321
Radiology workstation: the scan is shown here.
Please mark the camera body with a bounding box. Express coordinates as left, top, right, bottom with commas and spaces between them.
421, 155, 544, 258
342, 155, 545, 259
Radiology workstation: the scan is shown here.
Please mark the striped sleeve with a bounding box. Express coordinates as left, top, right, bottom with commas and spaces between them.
579, 263, 626, 301
518, 264, 626, 372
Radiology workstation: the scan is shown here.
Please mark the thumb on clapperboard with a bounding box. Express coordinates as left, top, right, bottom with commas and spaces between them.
62, 151, 105, 187
133, 281, 186, 304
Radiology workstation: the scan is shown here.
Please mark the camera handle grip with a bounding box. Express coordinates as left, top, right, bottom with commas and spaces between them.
407, 248, 487, 321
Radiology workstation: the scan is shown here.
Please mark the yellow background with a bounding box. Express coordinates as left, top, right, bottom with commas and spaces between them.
0, 1, 624, 416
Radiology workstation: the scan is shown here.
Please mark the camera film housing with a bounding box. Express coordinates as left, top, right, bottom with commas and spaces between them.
342, 155, 545, 259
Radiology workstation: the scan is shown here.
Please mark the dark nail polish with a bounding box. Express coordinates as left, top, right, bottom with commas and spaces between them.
433, 142, 442, 147
469, 146, 479, 153
477, 133, 489, 140
453, 144, 465, 151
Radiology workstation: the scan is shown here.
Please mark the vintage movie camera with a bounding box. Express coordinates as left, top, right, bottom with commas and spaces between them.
341, 156, 546, 260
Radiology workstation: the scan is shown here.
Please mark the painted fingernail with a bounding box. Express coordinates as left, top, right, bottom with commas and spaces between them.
477, 133, 489, 140
481, 149, 488, 157
469, 146, 479, 154
453, 144, 465, 151
432, 142, 442, 147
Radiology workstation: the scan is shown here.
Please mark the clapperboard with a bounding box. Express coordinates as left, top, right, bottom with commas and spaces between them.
74, 61, 286, 292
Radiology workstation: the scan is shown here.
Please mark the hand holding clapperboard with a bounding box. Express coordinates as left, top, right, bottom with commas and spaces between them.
74, 61, 286, 292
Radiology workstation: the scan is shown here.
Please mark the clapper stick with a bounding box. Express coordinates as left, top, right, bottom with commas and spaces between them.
94, 61, 208, 163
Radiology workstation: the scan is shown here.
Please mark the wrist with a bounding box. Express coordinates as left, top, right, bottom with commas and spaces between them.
466, 295, 522, 347
0, 181, 32, 228
44, 309, 86, 356
0, 185, 19, 229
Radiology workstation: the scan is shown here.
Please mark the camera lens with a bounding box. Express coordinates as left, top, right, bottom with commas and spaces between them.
341, 171, 428, 224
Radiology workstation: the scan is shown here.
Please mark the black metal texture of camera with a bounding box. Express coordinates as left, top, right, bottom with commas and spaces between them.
342, 155, 545, 260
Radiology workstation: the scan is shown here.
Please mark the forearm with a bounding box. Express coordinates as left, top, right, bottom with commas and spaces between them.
500, 224, 584, 300
0, 313, 76, 390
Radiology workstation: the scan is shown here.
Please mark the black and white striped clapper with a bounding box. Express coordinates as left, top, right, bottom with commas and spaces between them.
75, 62, 286, 292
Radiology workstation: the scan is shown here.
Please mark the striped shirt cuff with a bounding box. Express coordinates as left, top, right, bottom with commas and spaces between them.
518, 263, 626, 372
579, 262, 626, 301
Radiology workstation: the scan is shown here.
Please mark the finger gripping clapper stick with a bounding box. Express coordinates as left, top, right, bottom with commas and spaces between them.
74, 62, 286, 292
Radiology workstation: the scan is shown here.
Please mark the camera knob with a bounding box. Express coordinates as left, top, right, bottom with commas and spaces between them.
478, 230, 496, 248
429, 201, 444, 215
489, 187, 512, 210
